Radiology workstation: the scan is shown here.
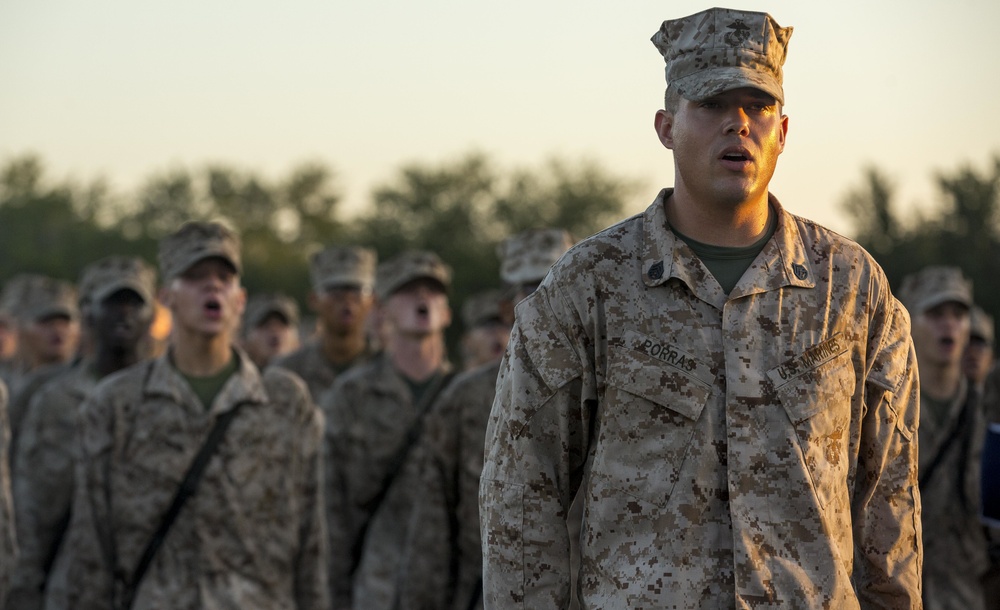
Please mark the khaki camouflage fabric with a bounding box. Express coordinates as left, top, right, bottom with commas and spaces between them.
651, 7, 792, 104
398, 361, 500, 610
321, 352, 453, 610
0, 379, 16, 604
272, 338, 374, 404
917, 379, 989, 610
62, 349, 329, 610
7, 359, 97, 610
480, 190, 922, 609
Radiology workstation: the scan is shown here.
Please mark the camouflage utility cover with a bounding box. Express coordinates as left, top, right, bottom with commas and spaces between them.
311, 246, 377, 292
651, 7, 792, 104
480, 190, 922, 608
62, 350, 329, 610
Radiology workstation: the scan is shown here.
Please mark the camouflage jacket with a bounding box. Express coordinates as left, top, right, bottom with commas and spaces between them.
8, 359, 98, 610
398, 361, 499, 610
919, 380, 989, 610
321, 351, 453, 610
272, 338, 372, 405
62, 348, 329, 610
480, 191, 922, 609
0, 380, 16, 604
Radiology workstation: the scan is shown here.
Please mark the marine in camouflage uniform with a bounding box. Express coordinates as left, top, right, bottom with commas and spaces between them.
6, 256, 157, 610
62, 222, 329, 610
480, 8, 921, 609
399, 230, 572, 610
0, 379, 16, 604
321, 250, 454, 610
898, 267, 990, 610
273, 246, 378, 403
2, 275, 81, 459
240, 292, 301, 369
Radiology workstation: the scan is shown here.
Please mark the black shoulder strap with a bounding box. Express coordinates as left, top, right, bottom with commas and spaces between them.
117, 405, 244, 610
352, 370, 457, 567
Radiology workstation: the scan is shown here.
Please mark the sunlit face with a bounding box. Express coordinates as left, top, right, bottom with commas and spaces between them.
380, 278, 451, 338
21, 314, 80, 367
911, 301, 970, 369
161, 257, 245, 340
91, 289, 154, 352
655, 87, 788, 209
310, 284, 375, 337
242, 314, 300, 368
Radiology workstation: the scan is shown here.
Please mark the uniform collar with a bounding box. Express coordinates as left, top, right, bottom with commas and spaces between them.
145, 345, 267, 413
640, 188, 815, 308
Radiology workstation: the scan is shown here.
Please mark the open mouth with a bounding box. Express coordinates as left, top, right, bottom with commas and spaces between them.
416, 304, 430, 317
205, 298, 222, 315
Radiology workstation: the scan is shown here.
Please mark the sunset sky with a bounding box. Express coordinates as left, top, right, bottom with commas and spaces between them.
3, 0, 998, 236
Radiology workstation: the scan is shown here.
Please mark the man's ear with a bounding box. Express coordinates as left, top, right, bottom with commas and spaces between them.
654, 109, 675, 150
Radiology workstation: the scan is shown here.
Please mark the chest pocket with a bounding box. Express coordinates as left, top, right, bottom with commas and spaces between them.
769, 345, 856, 510
593, 341, 713, 509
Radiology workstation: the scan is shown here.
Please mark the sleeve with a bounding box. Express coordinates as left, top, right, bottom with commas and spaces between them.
293, 391, 332, 610
320, 380, 357, 610
7, 386, 76, 610
479, 286, 592, 610
852, 292, 923, 606
62, 392, 118, 610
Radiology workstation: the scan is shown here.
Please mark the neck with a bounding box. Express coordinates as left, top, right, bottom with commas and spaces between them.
919, 363, 963, 402
666, 188, 772, 247
93, 344, 143, 379
320, 327, 367, 366
170, 334, 233, 376
387, 333, 445, 383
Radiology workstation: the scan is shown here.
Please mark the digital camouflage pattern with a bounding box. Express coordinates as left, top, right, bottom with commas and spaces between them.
311, 246, 377, 292
7, 359, 98, 610
62, 349, 329, 610
271, 338, 374, 404
651, 7, 792, 104
375, 250, 452, 302
0, 379, 16, 605
321, 352, 453, 610
157, 221, 242, 281
497, 229, 574, 285
480, 190, 922, 609
917, 378, 989, 610
398, 361, 500, 610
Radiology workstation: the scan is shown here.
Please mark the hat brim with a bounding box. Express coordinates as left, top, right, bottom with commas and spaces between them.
674, 66, 784, 105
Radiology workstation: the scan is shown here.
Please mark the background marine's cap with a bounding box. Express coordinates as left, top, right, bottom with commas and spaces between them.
310, 246, 377, 292
497, 228, 574, 285
651, 7, 792, 104
8, 274, 79, 322
461, 289, 505, 329
898, 266, 973, 315
158, 221, 242, 281
243, 293, 300, 332
375, 250, 452, 301
79, 256, 157, 308
970, 305, 995, 344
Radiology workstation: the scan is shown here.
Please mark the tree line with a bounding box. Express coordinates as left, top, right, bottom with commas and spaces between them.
3, 150, 999, 343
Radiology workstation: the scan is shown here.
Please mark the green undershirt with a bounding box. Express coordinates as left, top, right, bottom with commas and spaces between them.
671, 214, 777, 295
181, 358, 239, 411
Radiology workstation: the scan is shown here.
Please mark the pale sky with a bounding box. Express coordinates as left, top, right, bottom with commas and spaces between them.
2, 0, 998, 236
